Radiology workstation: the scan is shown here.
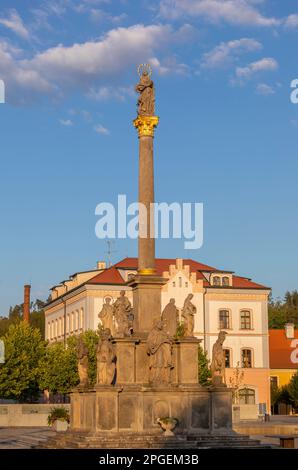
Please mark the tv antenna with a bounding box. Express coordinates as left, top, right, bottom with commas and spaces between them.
105, 240, 117, 268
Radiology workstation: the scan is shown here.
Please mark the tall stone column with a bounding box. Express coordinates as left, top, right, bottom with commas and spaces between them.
134, 115, 158, 274
127, 68, 167, 334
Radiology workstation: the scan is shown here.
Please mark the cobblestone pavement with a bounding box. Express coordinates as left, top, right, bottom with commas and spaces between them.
0, 427, 55, 448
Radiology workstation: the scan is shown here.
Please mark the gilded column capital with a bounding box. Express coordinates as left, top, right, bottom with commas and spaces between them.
133, 115, 159, 138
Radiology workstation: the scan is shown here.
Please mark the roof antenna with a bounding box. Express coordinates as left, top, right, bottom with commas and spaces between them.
105, 240, 117, 268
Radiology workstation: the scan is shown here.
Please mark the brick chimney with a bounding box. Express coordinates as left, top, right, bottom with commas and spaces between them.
23, 284, 31, 323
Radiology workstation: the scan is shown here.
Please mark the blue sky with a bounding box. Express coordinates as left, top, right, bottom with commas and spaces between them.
0, 0, 298, 313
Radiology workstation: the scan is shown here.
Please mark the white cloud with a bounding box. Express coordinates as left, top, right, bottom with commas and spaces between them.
201, 38, 262, 69
284, 14, 298, 29
87, 86, 133, 102
159, 0, 280, 27
235, 57, 278, 80
94, 124, 110, 135
59, 118, 73, 126
0, 9, 30, 39
0, 23, 182, 103
256, 83, 275, 95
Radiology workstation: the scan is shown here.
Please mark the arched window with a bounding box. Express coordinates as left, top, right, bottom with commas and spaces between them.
241, 349, 253, 368
172, 281, 176, 287
213, 276, 221, 286
240, 310, 252, 329
51, 321, 54, 339
185, 282, 188, 288
239, 388, 255, 405
47, 322, 51, 340
75, 310, 79, 331
80, 308, 84, 331
58, 318, 62, 337
219, 309, 231, 329
179, 277, 182, 287
55, 319, 58, 338
71, 312, 74, 332
222, 276, 229, 287
224, 349, 231, 368
67, 313, 70, 335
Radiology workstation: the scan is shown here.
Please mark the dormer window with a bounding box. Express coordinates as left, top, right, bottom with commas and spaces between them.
213, 276, 221, 286
222, 276, 230, 287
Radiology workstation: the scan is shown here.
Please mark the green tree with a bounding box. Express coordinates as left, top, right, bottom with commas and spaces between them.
0, 322, 46, 401
38, 342, 79, 395
268, 290, 298, 328
39, 330, 100, 395
288, 371, 298, 409
198, 346, 211, 386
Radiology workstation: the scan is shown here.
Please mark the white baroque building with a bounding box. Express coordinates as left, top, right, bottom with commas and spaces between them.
45, 257, 271, 414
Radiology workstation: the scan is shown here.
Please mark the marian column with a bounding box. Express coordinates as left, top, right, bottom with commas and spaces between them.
128, 65, 167, 333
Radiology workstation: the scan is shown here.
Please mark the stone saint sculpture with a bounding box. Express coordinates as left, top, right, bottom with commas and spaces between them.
113, 291, 133, 337
161, 298, 179, 338
98, 297, 114, 335
147, 321, 173, 385
96, 328, 116, 385
77, 339, 89, 387
211, 331, 227, 386
181, 294, 196, 337
135, 64, 155, 116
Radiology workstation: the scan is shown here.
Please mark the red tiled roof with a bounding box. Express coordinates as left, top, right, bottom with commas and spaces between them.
91, 257, 268, 290
269, 329, 298, 369
231, 276, 269, 289
114, 257, 217, 273
88, 266, 125, 285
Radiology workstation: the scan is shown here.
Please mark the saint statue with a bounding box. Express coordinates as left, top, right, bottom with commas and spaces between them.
96, 328, 116, 385
113, 291, 133, 337
147, 321, 173, 385
76, 338, 89, 387
135, 65, 155, 116
161, 298, 179, 338
211, 331, 227, 387
98, 297, 114, 335
181, 294, 196, 337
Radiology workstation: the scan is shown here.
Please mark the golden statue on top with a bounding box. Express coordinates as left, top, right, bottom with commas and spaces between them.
135, 64, 155, 116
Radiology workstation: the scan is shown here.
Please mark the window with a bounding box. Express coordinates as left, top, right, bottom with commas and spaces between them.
80, 308, 84, 331
47, 322, 51, 340
222, 276, 229, 287
127, 273, 134, 281
58, 318, 62, 337
239, 388, 255, 405
219, 310, 230, 329
67, 314, 70, 335
75, 310, 79, 331
270, 376, 278, 388
224, 349, 231, 368
240, 310, 252, 329
179, 277, 182, 287
172, 281, 176, 287
55, 319, 58, 338
71, 312, 74, 332
213, 276, 221, 286
185, 282, 188, 288
241, 349, 252, 368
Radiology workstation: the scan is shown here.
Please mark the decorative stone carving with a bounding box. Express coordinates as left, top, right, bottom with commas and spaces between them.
113, 291, 133, 337
96, 328, 116, 385
211, 331, 227, 387
76, 339, 89, 387
147, 321, 173, 385
161, 298, 179, 338
181, 294, 196, 337
135, 64, 155, 116
98, 297, 114, 335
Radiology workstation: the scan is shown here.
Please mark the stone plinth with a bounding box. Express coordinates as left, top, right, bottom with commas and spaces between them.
70, 385, 233, 435
127, 274, 167, 333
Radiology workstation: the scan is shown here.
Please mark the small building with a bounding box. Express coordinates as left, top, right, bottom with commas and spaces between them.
45, 257, 271, 415
269, 324, 298, 414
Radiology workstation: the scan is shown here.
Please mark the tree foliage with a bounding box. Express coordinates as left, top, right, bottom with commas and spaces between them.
0, 322, 46, 401
39, 330, 100, 395
0, 299, 46, 338
198, 345, 211, 386
269, 290, 298, 328
288, 371, 298, 408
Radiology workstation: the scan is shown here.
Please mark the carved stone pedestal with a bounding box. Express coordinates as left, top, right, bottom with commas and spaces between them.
71, 384, 233, 435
